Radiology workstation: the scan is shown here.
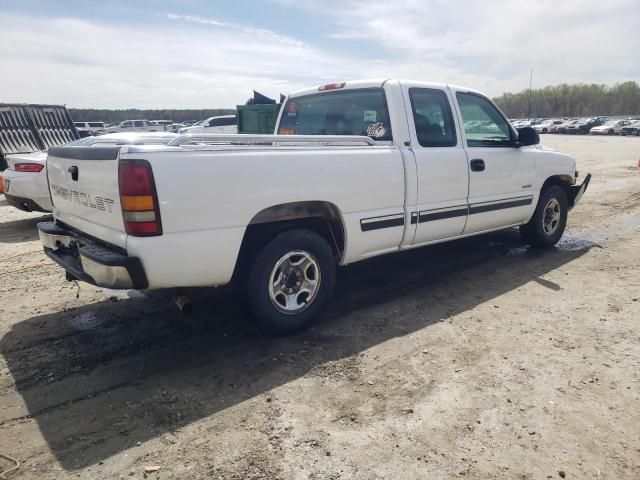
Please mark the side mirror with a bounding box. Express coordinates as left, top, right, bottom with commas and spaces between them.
517, 126, 539, 147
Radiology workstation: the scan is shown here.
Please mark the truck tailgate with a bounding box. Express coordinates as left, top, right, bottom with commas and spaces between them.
47, 145, 127, 248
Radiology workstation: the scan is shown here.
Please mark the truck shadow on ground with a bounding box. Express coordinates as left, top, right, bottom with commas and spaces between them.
0, 228, 591, 470
0, 214, 51, 243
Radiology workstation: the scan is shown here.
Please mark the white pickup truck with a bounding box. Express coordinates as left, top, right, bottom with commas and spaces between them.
38, 79, 590, 334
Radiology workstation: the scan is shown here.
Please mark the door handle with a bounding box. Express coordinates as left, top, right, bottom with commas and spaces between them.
68, 165, 79, 181
470, 159, 485, 172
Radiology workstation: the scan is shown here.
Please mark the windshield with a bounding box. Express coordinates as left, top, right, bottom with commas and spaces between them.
278, 88, 392, 141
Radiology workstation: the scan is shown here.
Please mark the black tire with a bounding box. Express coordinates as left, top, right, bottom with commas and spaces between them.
608, 129, 614, 135
247, 229, 336, 335
520, 185, 568, 248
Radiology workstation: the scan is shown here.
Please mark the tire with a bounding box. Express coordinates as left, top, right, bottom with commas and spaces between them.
520, 185, 568, 248
608, 129, 614, 135
247, 229, 336, 335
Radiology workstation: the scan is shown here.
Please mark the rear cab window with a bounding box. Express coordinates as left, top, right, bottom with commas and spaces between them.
278, 88, 393, 141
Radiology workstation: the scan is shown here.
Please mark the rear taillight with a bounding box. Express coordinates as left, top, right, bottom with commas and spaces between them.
119, 159, 162, 236
14, 163, 44, 173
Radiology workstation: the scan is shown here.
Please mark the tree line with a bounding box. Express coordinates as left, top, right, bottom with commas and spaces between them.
493, 81, 640, 118
67, 81, 640, 124
68, 108, 236, 124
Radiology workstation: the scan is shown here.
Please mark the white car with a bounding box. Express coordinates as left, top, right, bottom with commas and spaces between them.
2, 151, 51, 212
105, 120, 163, 134
2, 132, 178, 213
39, 79, 590, 335
178, 115, 237, 134
74, 122, 106, 136
589, 119, 630, 135
533, 119, 564, 134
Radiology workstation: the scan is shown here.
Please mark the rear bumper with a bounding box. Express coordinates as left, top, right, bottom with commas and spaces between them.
568, 173, 591, 208
37, 221, 148, 289
5, 193, 51, 213
2, 169, 52, 211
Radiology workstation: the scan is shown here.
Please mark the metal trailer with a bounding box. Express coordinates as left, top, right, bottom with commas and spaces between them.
0, 103, 80, 170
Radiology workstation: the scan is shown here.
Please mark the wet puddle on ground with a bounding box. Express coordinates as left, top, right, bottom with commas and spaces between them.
559, 214, 640, 251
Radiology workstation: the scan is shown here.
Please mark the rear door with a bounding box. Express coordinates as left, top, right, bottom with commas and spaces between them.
453, 91, 535, 233
401, 84, 469, 244
47, 145, 127, 247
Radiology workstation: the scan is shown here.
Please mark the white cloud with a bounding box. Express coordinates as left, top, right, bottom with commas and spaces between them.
0, 1, 637, 108
0, 12, 361, 108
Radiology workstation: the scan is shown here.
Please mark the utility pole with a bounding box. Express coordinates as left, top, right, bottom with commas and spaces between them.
527, 67, 533, 119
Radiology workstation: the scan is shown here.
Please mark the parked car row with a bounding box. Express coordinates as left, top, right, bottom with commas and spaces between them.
510, 116, 640, 135
73, 116, 238, 137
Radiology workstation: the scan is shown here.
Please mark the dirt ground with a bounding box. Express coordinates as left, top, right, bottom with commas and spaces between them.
0, 135, 639, 480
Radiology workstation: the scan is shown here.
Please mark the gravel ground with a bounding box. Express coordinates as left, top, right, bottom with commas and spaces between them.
0, 135, 639, 479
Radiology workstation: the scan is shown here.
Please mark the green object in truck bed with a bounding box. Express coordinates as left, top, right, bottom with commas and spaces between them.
236, 104, 281, 134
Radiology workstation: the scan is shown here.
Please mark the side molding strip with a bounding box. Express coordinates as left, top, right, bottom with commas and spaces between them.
360, 213, 405, 232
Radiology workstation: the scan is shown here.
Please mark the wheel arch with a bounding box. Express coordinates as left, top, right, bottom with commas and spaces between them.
541, 174, 574, 197
232, 201, 347, 281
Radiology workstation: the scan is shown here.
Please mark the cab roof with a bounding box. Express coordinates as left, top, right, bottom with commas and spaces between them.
287, 79, 484, 98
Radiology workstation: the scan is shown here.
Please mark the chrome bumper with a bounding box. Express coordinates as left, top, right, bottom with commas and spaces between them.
37, 221, 148, 290
568, 173, 591, 208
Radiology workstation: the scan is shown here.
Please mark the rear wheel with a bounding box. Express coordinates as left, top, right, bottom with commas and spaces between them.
247, 229, 336, 335
520, 185, 568, 248
608, 129, 614, 135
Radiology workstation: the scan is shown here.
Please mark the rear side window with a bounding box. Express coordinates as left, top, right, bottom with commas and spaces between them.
456, 92, 514, 146
88, 122, 104, 128
409, 88, 457, 147
278, 88, 392, 141
74, 122, 85, 128
134, 121, 144, 127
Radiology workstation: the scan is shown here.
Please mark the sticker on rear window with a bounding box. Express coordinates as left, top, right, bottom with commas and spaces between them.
367, 122, 386, 139
363, 110, 377, 122
287, 102, 298, 117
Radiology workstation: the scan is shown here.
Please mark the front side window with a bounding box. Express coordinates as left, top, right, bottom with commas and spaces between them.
456, 92, 514, 147
122, 121, 133, 128
409, 88, 457, 147
278, 88, 392, 141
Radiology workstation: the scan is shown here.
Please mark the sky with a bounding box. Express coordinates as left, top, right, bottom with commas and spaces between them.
1, 0, 638, 109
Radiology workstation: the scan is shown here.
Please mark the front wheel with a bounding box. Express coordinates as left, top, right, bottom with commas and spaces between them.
520, 185, 568, 248
248, 229, 336, 335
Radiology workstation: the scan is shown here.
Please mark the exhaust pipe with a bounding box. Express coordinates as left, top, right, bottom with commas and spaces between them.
173, 288, 193, 314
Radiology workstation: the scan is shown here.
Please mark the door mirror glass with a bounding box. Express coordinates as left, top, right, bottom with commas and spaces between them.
517, 126, 540, 146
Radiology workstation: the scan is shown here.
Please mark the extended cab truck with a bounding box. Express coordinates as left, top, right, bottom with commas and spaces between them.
38, 79, 590, 334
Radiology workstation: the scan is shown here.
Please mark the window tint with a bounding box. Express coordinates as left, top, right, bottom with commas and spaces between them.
456, 92, 514, 147
278, 88, 392, 141
74, 122, 85, 128
122, 121, 133, 128
88, 122, 104, 128
409, 88, 457, 147
207, 117, 236, 127
133, 121, 144, 127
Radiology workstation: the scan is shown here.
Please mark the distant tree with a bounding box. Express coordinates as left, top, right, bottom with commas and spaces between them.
493, 81, 640, 118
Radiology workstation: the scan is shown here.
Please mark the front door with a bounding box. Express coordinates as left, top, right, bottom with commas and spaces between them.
403, 86, 469, 244
454, 91, 535, 234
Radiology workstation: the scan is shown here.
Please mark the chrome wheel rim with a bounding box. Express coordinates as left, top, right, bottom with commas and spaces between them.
543, 198, 561, 235
269, 250, 321, 314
